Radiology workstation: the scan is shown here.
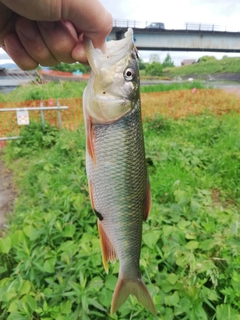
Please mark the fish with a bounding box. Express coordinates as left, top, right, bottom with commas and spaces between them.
83, 28, 156, 316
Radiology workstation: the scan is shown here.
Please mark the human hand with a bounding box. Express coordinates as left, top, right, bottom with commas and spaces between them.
0, 0, 112, 70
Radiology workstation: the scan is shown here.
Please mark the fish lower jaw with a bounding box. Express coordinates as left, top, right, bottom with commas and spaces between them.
89, 98, 132, 124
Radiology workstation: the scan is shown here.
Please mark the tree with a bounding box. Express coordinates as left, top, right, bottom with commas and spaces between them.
50, 62, 90, 73
138, 58, 146, 70
145, 62, 163, 76
198, 55, 217, 63
162, 54, 175, 68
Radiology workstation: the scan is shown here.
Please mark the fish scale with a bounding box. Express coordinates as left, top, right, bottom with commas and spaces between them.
88, 101, 145, 270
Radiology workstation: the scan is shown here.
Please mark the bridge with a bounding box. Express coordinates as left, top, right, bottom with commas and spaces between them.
108, 21, 240, 53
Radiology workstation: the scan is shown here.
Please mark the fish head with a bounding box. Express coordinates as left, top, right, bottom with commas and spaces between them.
84, 28, 140, 124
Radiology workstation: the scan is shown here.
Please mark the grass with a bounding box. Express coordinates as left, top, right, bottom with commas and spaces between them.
140, 81, 207, 93
0, 80, 208, 103
163, 56, 240, 77
0, 81, 87, 103
1, 88, 240, 143
0, 110, 240, 319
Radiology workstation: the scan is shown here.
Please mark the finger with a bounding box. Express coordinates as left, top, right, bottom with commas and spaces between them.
37, 20, 78, 64
15, 17, 58, 66
71, 41, 88, 64
4, 33, 39, 70
61, 0, 113, 50
0, 0, 61, 21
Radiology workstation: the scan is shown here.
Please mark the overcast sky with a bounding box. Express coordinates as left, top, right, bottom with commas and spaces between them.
1, 0, 240, 67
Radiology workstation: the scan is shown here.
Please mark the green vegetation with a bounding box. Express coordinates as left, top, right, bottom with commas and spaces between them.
0, 81, 206, 102
145, 62, 164, 76
164, 56, 240, 77
0, 81, 87, 103
162, 54, 175, 68
1, 112, 240, 319
141, 81, 206, 93
49, 62, 91, 74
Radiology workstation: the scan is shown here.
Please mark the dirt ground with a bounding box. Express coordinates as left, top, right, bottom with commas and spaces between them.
0, 152, 16, 230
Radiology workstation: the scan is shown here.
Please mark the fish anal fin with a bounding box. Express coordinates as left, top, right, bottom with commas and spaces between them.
111, 277, 156, 316
143, 176, 151, 221
98, 220, 117, 274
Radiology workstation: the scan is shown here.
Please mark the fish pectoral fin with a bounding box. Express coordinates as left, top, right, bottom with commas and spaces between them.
98, 220, 117, 273
111, 276, 157, 316
86, 114, 96, 165
143, 176, 151, 221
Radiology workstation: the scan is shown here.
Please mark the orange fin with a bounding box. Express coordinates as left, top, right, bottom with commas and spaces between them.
111, 276, 156, 316
89, 181, 95, 209
98, 220, 117, 273
86, 115, 96, 165
143, 176, 151, 221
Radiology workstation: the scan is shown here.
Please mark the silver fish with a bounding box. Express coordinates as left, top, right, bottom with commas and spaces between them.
83, 28, 156, 315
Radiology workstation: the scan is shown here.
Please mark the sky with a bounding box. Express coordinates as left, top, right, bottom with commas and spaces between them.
1, 0, 240, 67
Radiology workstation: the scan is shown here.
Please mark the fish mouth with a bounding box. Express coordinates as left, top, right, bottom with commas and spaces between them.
84, 28, 134, 73
95, 94, 129, 103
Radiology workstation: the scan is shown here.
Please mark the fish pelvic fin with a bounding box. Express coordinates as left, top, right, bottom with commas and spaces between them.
111, 276, 157, 316
98, 220, 117, 274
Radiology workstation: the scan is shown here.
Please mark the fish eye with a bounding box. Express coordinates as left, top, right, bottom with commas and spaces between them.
124, 68, 135, 81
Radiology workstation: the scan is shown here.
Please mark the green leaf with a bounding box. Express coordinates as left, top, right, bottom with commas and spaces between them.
59, 241, 75, 252
105, 275, 117, 291
60, 300, 72, 315
20, 280, 32, 295
166, 273, 179, 285
0, 236, 11, 253
43, 258, 56, 273
164, 291, 179, 306
87, 298, 107, 312
81, 294, 89, 313
0, 266, 7, 274
143, 230, 160, 249
99, 288, 112, 307
23, 225, 38, 240
185, 241, 199, 250
63, 224, 76, 238
23, 294, 37, 311
216, 304, 240, 320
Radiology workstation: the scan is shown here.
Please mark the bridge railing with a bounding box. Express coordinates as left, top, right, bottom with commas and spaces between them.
112, 19, 231, 32
113, 20, 146, 28
184, 23, 226, 32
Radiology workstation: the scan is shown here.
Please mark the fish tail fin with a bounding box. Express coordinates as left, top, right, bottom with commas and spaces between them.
111, 276, 156, 316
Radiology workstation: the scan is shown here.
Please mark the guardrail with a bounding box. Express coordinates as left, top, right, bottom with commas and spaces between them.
184, 23, 226, 32
0, 101, 69, 141
112, 19, 233, 32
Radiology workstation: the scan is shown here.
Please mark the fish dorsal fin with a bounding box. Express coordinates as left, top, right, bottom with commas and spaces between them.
98, 220, 117, 273
143, 176, 151, 221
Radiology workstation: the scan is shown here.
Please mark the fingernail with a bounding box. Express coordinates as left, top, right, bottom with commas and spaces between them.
72, 44, 88, 64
